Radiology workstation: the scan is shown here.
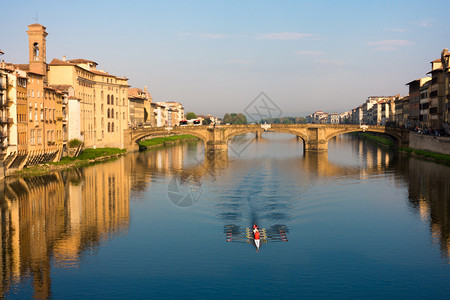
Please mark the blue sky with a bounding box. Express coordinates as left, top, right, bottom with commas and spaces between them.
1, 0, 449, 117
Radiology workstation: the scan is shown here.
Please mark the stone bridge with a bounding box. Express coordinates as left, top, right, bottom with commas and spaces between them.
123, 124, 409, 153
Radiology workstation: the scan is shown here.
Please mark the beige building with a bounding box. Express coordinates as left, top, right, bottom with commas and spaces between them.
156, 101, 185, 126
48, 58, 129, 148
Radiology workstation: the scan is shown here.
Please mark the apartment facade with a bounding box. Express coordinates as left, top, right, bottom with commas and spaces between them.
128, 87, 152, 128
442, 49, 450, 134
48, 58, 129, 148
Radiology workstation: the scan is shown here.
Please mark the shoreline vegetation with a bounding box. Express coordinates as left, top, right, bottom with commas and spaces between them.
138, 134, 198, 149
11, 135, 199, 178
353, 132, 450, 166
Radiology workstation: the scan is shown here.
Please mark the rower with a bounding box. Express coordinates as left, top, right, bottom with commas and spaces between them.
254, 228, 260, 250
253, 224, 259, 234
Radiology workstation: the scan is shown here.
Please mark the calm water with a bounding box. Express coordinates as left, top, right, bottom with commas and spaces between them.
1, 133, 449, 299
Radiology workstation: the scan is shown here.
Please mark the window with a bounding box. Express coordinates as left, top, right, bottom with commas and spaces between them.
30, 129, 35, 145
37, 129, 42, 145
33, 42, 39, 60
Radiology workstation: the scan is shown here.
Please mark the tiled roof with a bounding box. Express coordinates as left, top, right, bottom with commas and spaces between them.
49, 58, 75, 66
90, 69, 114, 77
49, 84, 73, 91
13, 64, 30, 71
427, 67, 443, 74
68, 58, 98, 65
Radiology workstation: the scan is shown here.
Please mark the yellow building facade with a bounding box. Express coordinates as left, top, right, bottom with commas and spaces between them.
48, 59, 129, 148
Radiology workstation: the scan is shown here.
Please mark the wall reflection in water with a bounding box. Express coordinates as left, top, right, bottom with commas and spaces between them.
341, 134, 450, 261
0, 158, 129, 299
402, 159, 450, 260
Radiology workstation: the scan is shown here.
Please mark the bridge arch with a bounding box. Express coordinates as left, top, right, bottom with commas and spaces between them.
224, 126, 308, 144
323, 126, 404, 147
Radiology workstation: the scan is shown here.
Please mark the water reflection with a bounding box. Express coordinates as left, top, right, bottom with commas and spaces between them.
0, 134, 449, 297
0, 159, 129, 299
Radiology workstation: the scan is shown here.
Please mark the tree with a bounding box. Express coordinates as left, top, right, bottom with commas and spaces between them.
202, 118, 212, 125
222, 113, 247, 124
186, 112, 197, 120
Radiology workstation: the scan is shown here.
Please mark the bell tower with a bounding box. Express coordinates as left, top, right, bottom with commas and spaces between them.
27, 23, 48, 75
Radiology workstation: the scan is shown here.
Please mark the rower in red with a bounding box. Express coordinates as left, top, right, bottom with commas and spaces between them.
253, 225, 260, 250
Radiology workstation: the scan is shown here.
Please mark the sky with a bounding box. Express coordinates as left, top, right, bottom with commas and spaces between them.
1, 0, 450, 118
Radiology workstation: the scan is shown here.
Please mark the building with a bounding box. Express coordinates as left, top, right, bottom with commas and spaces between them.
306, 111, 328, 124
406, 77, 431, 129
128, 87, 152, 128
427, 60, 445, 131
419, 81, 430, 128
441, 49, 450, 134
156, 101, 185, 126
351, 106, 363, 125
327, 113, 340, 124
48, 57, 129, 148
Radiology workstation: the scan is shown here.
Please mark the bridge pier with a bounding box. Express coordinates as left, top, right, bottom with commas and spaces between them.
304, 127, 328, 152
206, 128, 228, 152
304, 141, 328, 151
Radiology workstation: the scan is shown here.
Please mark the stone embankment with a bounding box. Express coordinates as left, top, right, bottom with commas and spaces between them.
409, 132, 450, 155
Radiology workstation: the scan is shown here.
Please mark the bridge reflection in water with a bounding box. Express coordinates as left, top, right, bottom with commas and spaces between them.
0, 133, 449, 297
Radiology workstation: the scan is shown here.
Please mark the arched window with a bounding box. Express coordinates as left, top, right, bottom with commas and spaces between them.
111, 108, 114, 117
112, 122, 114, 132
107, 108, 110, 118
108, 122, 110, 132
111, 96, 114, 105
107, 94, 110, 105
33, 42, 39, 61
101, 104, 104, 113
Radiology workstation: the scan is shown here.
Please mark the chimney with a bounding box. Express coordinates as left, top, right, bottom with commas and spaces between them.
63, 55, 66, 61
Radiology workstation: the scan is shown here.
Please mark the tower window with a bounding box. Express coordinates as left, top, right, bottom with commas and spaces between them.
33, 42, 39, 61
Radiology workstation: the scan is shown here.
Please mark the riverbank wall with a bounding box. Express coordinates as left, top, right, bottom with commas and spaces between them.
409, 132, 450, 155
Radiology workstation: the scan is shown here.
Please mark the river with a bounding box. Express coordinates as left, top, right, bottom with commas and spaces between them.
0, 133, 449, 299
